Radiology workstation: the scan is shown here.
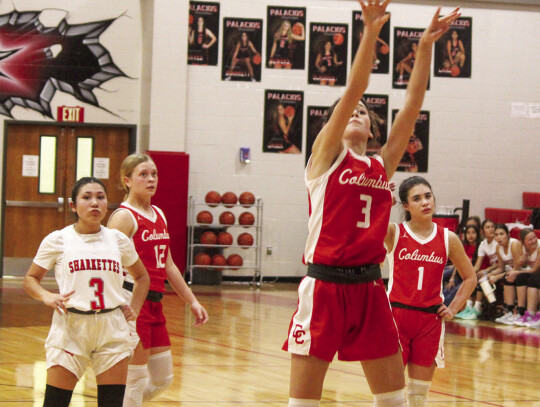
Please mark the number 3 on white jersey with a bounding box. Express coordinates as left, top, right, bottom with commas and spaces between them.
154, 245, 167, 268
356, 194, 372, 229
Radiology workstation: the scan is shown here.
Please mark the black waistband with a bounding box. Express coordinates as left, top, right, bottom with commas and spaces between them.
123, 281, 163, 302
307, 263, 381, 284
391, 301, 441, 314
67, 305, 120, 315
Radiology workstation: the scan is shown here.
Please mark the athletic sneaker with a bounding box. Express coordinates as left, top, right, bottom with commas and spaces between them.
523, 313, 540, 328
455, 306, 473, 319
461, 308, 480, 320
500, 313, 521, 325
495, 311, 513, 324
514, 311, 535, 326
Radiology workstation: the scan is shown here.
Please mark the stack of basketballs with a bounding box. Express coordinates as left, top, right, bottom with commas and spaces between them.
195, 190, 256, 270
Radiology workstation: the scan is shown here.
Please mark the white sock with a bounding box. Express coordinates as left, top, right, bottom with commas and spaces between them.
373, 389, 407, 406
407, 378, 431, 407
143, 350, 174, 400
466, 299, 473, 308
123, 364, 148, 407
288, 398, 320, 407
474, 301, 482, 312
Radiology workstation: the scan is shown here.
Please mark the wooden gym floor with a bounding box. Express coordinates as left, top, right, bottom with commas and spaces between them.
0, 278, 539, 406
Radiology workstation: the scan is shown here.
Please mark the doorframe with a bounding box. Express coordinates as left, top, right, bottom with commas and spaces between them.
0, 120, 137, 277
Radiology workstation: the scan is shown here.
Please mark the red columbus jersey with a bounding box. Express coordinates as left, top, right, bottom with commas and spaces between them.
304, 149, 392, 266
387, 222, 448, 307
120, 202, 170, 292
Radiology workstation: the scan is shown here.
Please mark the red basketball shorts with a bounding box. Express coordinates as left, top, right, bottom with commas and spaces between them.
391, 307, 445, 368
283, 276, 400, 362
136, 299, 171, 349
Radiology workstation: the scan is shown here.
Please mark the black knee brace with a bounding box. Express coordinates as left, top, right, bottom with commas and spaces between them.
97, 384, 126, 407
43, 384, 73, 407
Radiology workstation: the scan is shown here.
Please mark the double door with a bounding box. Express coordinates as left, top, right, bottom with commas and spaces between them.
2, 123, 134, 276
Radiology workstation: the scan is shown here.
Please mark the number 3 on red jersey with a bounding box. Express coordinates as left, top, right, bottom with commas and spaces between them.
356, 194, 372, 229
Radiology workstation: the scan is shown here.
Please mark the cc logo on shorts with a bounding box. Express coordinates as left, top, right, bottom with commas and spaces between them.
292, 324, 306, 344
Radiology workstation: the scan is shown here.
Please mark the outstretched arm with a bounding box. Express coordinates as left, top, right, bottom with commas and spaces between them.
308, 0, 391, 180
381, 7, 460, 179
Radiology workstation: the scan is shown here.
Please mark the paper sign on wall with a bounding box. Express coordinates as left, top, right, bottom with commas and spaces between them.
22, 155, 39, 177
93, 157, 109, 179
529, 103, 540, 119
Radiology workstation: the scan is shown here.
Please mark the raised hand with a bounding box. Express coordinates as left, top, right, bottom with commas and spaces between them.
422, 7, 461, 44
359, 0, 391, 30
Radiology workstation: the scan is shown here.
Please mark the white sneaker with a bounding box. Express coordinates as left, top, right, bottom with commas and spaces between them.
501, 313, 520, 325
524, 314, 540, 328
495, 311, 513, 324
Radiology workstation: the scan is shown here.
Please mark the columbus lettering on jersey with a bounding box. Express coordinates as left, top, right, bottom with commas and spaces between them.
398, 248, 445, 264
338, 169, 391, 191
68, 258, 121, 274
141, 229, 170, 242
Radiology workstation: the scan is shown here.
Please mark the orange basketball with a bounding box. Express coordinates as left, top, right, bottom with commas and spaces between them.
189, 14, 193, 25
211, 254, 227, 267
205, 190, 221, 207
284, 106, 295, 118
219, 211, 235, 225
200, 231, 217, 245
194, 252, 211, 265
196, 211, 213, 224
237, 232, 254, 248
221, 191, 238, 208
252, 54, 262, 65
239, 191, 256, 207
239, 211, 255, 226
292, 22, 303, 36
333, 33, 344, 45
451, 65, 460, 77
380, 44, 389, 55
227, 254, 243, 270
217, 231, 233, 245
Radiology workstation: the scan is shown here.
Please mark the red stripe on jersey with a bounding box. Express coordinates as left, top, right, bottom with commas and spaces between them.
121, 204, 170, 292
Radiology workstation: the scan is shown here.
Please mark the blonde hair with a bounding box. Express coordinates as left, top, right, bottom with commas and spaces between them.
120, 153, 154, 198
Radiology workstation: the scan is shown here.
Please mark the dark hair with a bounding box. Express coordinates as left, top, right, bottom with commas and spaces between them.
462, 224, 481, 264
465, 216, 482, 230
324, 97, 381, 141
494, 223, 509, 235
481, 219, 495, 230
71, 177, 107, 219
519, 228, 535, 243
398, 176, 433, 221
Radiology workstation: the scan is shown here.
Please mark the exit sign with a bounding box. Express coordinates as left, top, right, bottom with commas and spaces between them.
57, 105, 84, 122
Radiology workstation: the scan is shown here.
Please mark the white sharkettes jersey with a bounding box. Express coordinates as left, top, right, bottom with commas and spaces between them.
33, 225, 139, 311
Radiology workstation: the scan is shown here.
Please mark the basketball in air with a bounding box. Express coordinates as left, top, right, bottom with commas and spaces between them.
333, 33, 344, 45
292, 22, 303, 36
194, 252, 211, 265
200, 231, 217, 245
219, 211, 235, 225
380, 44, 389, 54
189, 14, 193, 25
284, 106, 295, 118
450, 65, 460, 77
227, 254, 243, 270
205, 190, 221, 207
252, 54, 262, 65
221, 191, 238, 207
239, 211, 255, 226
217, 231, 233, 245
237, 233, 254, 248
211, 254, 227, 267
239, 191, 255, 207
196, 211, 213, 224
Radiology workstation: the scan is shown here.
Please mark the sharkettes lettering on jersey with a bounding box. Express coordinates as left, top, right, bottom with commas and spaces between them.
304, 148, 392, 266
386, 222, 448, 307
119, 202, 170, 292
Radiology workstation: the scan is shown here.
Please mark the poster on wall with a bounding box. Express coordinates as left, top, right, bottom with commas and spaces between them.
352, 11, 390, 74
392, 110, 430, 173
222, 18, 263, 81
263, 90, 304, 154
393, 27, 430, 89
308, 23, 348, 86
305, 105, 330, 165
187, 2, 220, 66
363, 94, 388, 155
266, 6, 306, 70
434, 17, 472, 78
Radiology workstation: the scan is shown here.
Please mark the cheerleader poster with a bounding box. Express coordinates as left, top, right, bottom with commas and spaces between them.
352, 11, 390, 74
266, 6, 306, 70
392, 110, 430, 173
188, 2, 219, 65
363, 94, 388, 155
434, 17, 472, 78
393, 27, 429, 89
308, 23, 348, 86
263, 90, 304, 154
222, 18, 263, 81
305, 105, 330, 165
